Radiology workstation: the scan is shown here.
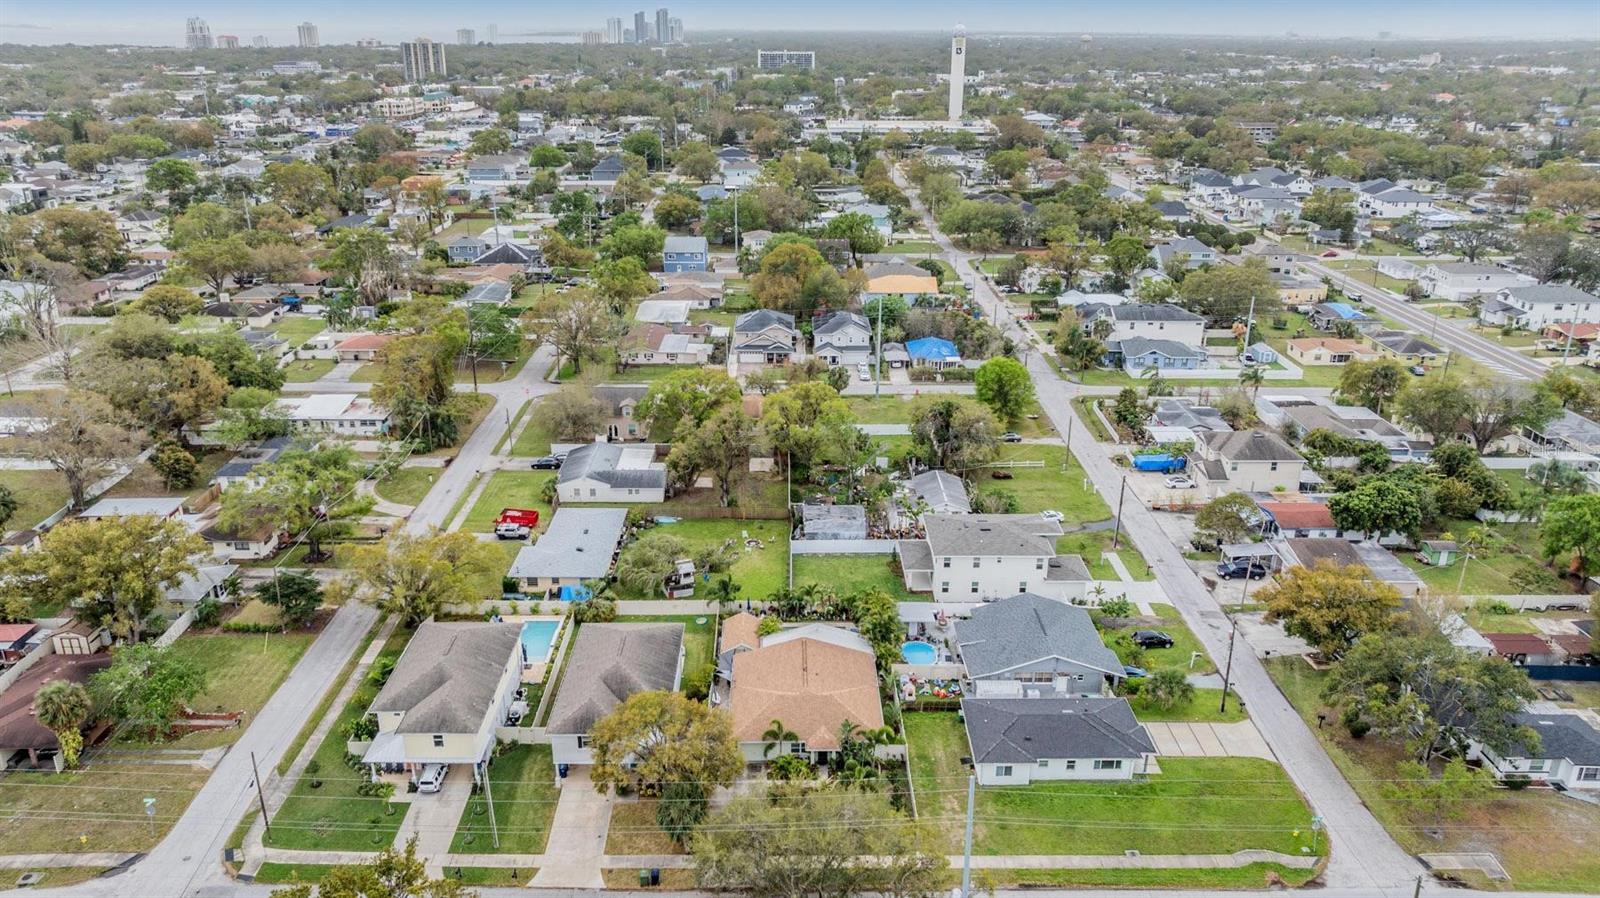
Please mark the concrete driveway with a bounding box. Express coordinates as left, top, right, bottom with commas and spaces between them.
529, 767, 611, 889
1146, 720, 1275, 761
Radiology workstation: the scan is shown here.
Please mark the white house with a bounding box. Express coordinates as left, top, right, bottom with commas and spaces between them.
1360, 187, 1435, 219
361, 621, 523, 788
1418, 262, 1534, 302
1376, 257, 1422, 281
1468, 711, 1600, 791
897, 514, 1090, 602
555, 443, 667, 503
620, 323, 714, 367
1077, 302, 1206, 346
962, 697, 1156, 785
279, 393, 390, 436
507, 507, 627, 595
811, 310, 873, 367
1478, 283, 1600, 330
1189, 429, 1307, 498
953, 594, 1125, 698
1150, 236, 1216, 270
546, 623, 684, 767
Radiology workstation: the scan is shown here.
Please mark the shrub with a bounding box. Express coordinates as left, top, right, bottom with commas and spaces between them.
191, 598, 221, 629
571, 597, 617, 623
1502, 773, 1532, 791
344, 714, 378, 741
1341, 706, 1371, 739
756, 616, 781, 637
1098, 596, 1133, 617
682, 666, 710, 701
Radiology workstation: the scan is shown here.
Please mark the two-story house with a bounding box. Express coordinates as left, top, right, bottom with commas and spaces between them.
1189, 429, 1307, 498
733, 309, 799, 365
1149, 237, 1216, 271
897, 514, 1091, 602
662, 235, 709, 273
361, 621, 523, 788
546, 623, 684, 767
1418, 262, 1534, 302
1359, 186, 1435, 219
1078, 302, 1206, 346
1479, 284, 1600, 330
811, 310, 873, 367
593, 384, 649, 442
953, 593, 1126, 698
465, 154, 525, 183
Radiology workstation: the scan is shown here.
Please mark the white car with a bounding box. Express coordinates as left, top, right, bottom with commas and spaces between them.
858, 364, 871, 381
1165, 475, 1196, 489
416, 763, 447, 793
1040, 510, 1064, 522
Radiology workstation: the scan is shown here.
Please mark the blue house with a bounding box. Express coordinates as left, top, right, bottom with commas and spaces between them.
663, 236, 709, 273
1109, 337, 1207, 373
905, 337, 961, 369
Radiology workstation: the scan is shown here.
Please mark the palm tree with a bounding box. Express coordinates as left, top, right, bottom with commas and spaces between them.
1141, 368, 1173, 398
1240, 364, 1266, 398
34, 681, 92, 769
706, 576, 741, 615
1057, 329, 1105, 372
761, 719, 798, 758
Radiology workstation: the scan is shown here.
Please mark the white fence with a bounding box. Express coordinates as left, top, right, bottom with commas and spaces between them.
790, 540, 899, 555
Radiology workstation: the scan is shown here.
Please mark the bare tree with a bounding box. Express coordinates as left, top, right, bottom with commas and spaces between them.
15, 392, 143, 509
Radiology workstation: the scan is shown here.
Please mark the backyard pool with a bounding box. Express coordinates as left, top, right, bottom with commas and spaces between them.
520, 620, 559, 665
901, 641, 938, 665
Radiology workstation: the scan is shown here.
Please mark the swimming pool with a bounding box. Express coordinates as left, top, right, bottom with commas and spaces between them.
901, 641, 938, 665
520, 620, 560, 665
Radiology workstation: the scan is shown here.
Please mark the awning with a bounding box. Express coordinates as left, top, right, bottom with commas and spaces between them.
1220, 543, 1280, 559
362, 731, 407, 765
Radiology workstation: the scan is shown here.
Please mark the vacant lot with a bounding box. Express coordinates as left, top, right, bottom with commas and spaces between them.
449, 744, 558, 853
281, 358, 335, 383
372, 467, 435, 507
462, 471, 556, 534
905, 713, 1319, 856
791, 554, 921, 602
1055, 529, 1153, 581
0, 468, 70, 530
974, 444, 1109, 524
619, 518, 787, 600
269, 316, 328, 347
605, 800, 687, 855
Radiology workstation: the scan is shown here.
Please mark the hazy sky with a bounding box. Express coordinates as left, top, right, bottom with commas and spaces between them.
2, 0, 1597, 45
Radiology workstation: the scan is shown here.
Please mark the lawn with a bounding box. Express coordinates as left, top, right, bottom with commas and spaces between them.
268, 316, 329, 347
104, 449, 229, 502
621, 518, 788, 600
617, 614, 716, 689
449, 744, 558, 853
884, 240, 942, 254
461, 471, 556, 534
281, 358, 336, 383
509, 415, 555, 458
1266, 656, 1600, 892
1055, 529, 1153, 581
1102, 603, 1216, 676
791, 554, 921, 603
975, 444, 1110, 524
264, 627, 415, 852
968, 865, 1316, 889
1399, 549, 1576, 598
604, 800, 686, 855
0, 468, 70, 531
373, 467, 436, 507
455, 342, 534, 385
904, 713, 1320, 856
1320, 260, 1413, 293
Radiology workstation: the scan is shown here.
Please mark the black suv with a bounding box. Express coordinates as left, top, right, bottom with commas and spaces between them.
1216, 559, 1271, 580
1131, 630, 1174, 649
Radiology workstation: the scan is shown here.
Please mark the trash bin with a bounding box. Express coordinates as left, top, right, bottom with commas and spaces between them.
650, 868, 660, 886
558, 763, 569, 779
639, 869, 651, 887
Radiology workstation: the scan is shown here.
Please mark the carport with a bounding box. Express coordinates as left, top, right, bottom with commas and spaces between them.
1219, 543, 1283, 570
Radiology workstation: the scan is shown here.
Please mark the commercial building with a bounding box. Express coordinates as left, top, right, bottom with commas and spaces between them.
606, 17, 623, 43
215, 35, 240, 49
297, 21, 319, 48
457, 28, 476, 46
948, 26, 967, 120
655, 8, 669, 44
185, 17, 212, 50
634, 10, 647, 44
400, 38, 448, 83
757, 50, 816, 69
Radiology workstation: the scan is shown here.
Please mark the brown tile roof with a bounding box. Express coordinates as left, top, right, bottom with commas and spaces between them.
720, 612, 762, 653
0, 653, 112, 751
334, 333, 396, 352
729, 637, 882, 750
1258, 500, 1335, 530
1482, 633, 1555, 656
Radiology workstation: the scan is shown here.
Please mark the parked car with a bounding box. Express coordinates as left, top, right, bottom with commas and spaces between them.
531, 456, 563, 470
1040, 510, 1064, 522
1122, 665, 1149, 679
858, 364, 871, 381
1164, 474, 1195, 489
416, 763, 446, 793
1001, 431, 1022, 443
1217, 559, 1271, 580
1131, 630, 1175, 649
1408, 365, 1427, 377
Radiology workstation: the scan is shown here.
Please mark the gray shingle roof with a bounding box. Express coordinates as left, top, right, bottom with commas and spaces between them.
961, 696, 1155, 763
1201, 429, 1303, 463
557, 442, 667, 490
954, 594, 1123, 680
592, 384, 648, 415
1503, 284, 1599, 305
663, 235, 708, 254
908, 470, 970, 514
897, 539, 933, 572
814, 310, 869, 337
1114, 337, 1207, 360
924, 514, 1056, 558
1508, 711, 1600, 765
545, 623, 683, 734
735, 308, 795, 334
508, 507, 628, 580
368, 622, 522, 734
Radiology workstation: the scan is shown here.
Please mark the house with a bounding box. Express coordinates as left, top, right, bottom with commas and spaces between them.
593, 384, 649, 442
1286, 338, 1379, 366
459, 282, 514, 306
1308, 302, 1372, 331
316, 213, 373, 235
546, 623, 684, 767
962, 697, 1156, 785
1366, 330, 1441, 367
1469, 711, 1600, 791
1106, 337, 1207, 373
0, 623, 39, 666
1376, 257, 1422, 281
733, 309, 799, 365
1267, 400, 1430, 462
508, 507, 628, 594
728, 629, 883, 765
1359, 187, 1435, 219
656, 283, 723, 309
898, 514, 1090, 603
908, 470, 970, 515
215, 435, 295, 489
811, 310, 874, 367
203, 300, 280, 329
78, 496, 185, 521
361, 621, 523, 787
1151, 398, 1230, 433
588, 154, 626, 185
281, 393, 390, 436
720, 160, 760, 189
333, 333, 395, 362
1189, 430, 1306, 498
448, 234, 492, 263
1483, 633, 1565, 667
662, 235, 709, 273
905, 337, 961, 369
1077, 302, 1205, 346
1479, 284, 1600, 330
1276, 274, 1328, 306
1418, 262, 1534, 302
556, 443, 667, 503
621, 322, 714, 367
199, 517, 285, 562
0, 653, 113, 770
1274, 538, 1426, 598
1150, 237, 1216, 270
954, 594, 1124, 697
862, 262, 939, 300
799, 504, 868, 541
1255, 499, 1345, 540
1151, 200, 1191, 223
465, 154, 525, 183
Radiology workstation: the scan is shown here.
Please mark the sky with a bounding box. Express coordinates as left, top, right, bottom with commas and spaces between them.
2, 0, 1597, 45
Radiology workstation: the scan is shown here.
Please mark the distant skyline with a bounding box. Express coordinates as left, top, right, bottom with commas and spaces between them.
2, 0, 1597, 45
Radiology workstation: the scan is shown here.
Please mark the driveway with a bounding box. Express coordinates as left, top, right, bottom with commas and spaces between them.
528, 768, 611, 889
1146, 721, 1274, 761
397, 766, 473, 869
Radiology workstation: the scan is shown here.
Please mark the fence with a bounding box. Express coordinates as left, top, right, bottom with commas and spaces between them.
1522, 665, 1600, 682
153, 609, 196, 648
790, 540, 899, 555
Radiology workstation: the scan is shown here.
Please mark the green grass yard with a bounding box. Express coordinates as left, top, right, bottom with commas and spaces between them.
268, 316, 329, 347
0, 468, 70, 531
1104, 603, 1216, 676
280, 358, 336, 383
621, 518, 788, 599
1055, 529, 1153, 581
791, 554, 922, 603
372, 467, 436, 507
904, 713, 1320, 856
462, 471, 556, 534
976, 444, 1110, 524
449, 744, 558, 853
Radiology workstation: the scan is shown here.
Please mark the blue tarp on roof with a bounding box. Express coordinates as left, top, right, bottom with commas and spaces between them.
1323, 302, 1369, 320
906, 337, 960, 361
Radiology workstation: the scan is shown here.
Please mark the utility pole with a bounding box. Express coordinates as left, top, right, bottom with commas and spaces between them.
959, 774, 975, 898
1413, 873, 1424, 898
1111, 473, 1129, 549
1219, 616, 1240, 714
484, 766, 500, 849
249, 752, 271, 837
874, 290, 883, 399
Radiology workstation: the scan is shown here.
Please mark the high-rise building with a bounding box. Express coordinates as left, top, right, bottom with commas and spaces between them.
582, 31, 604, 46
655, 8, 669, 44
756, 50, 815, 70
400, 38, 447, 83
457, 29, 476, 46
668, 17, 683, 42
947, 25, 967, 121
297, 21, 319, 48
633, 11, 647, 44
623, 28, 635, 42
487, 24, 497, 44
605, 17, 623, 43
253, 35, 269, 48
215, 34, 239, 49
185, 17, 213, 50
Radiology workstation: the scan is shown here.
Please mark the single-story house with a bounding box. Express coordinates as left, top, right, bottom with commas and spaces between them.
954, 593, 1124, 698
333, 333, 395, 362
546, 623, 685, 767
863, 262, 939, 300
1308, 302, 1372, 331
280, 393, 391, 436
1366, 330, 1441, 367
361, 621, 523, 787
0, 653, 113, 770
556, 443, 667, 504
905, 337, 960, 369
728, 628, 883, 765
656, 283, 722, 309
1273, 538, 1426, 599
1106, 337, 1207, 372
620, 322, 714, 367
508, 507, 628, 594
799, 504, 867, 541
79, 496, 185, 521
1483, 633, 1564, 667
962, 696, 1156, 785
1468, 711, 1600, 791
1285, 338, 1379, 366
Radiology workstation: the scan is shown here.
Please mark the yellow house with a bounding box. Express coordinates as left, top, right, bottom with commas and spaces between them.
1276, 276, 1328, 306
1366, 329, 1442, 368
362, 621, 524, 787
863, 261, 939, 299
1285, 338, 1379, 366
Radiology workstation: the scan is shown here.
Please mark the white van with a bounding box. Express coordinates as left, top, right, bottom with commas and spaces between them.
416, 763, 447, 793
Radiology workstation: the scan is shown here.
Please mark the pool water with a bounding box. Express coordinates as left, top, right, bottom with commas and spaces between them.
520, 620, 559, 665
901, 641, 938, 664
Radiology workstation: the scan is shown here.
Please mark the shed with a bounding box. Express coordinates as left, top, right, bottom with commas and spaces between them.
1419, 540, 1458, 566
